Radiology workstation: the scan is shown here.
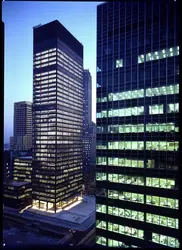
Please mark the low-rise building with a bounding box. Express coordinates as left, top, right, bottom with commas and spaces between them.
13, 156, 32, 182
3, 181, 32, 210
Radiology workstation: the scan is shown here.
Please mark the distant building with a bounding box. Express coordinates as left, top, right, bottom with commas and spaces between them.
13, 156, 32, 183
83, 70, 96, 176
83, 70, 92, 126
11, 101, 32, 151
32, 20, 83, 212
10, 136, 14, 150
3, 180, 32, 210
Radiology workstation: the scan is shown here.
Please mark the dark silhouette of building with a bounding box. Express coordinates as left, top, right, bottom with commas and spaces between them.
32, 20, 83, 212
83, 70, 96, 188
96, 1, 179, 248
3, 150, 13, 181
83, 70, 92, 126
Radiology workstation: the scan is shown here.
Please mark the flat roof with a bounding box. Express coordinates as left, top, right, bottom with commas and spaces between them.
4, 180, 30, 187
16, 156, 32, 160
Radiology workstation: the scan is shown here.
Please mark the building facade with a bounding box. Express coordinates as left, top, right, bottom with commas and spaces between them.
11, 101, 32, 151
32, 20, 83, 213
3, 150, 13, 181
83, 70, 96, 177
83, 69, 92, 126
96, 1, 179, 248
13, 156, 32, 183
3, 181, 32, 210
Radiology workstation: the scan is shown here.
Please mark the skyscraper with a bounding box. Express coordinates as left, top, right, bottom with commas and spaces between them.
96, 1, 179, 248
32, 20, 83, 213
83, 69, 92, 126
12, 101, 32, 151
83, 70, 94, 174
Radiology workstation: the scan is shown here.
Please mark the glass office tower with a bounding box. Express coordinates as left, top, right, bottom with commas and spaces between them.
96, 1, 179, 248
32, 20, 83, 213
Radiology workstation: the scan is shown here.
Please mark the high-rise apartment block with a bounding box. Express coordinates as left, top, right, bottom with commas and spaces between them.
32, 20, 83, 213
96, 1, 179, 248
11, 101, 32, 151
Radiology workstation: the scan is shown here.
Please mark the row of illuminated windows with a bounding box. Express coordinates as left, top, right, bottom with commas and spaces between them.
34, 113, 81, 124
35, 128, 81, 134
14, 177, 30, 182
34, 60, 56, 68
97, 189, 179, 209
14, 162, 31, 166
57, 78, 83, 97
96, 204, 178, 229
13, 172, 31, 177
35, 140, 78, 144
56, 85, 83, 102
147, 213, 178, 229
138, 46, 179, 64
97, 123, 179, 134
146, 195, 178, 209
4, 194, 17, 199
58, 60, 82, 80
97, 157, 153, 168
96, 220, 144, 239
97, 103, 179, 118
34, 85, 56, 92
34, 54, 56, 65
34, 78, 56, 85
97, 141, 179, 151
34, 96, 82, 111
96, 204, 144, 221
57, 48, 83, 71
57, 81, 83, 100
35, 70, 56, 78
97, 106, 144, 118
57, 92, 83, 108
7, 186, 15, 190
57, 52, 83, 76
152, 233, 179, 248
35, 48, 56, 57
96, 236, 138, 248
97, 84, 179, 103
57, 71, 83, 91
34, 115, 82, 124
96, 173, 175, 189
18, 193, 31, 199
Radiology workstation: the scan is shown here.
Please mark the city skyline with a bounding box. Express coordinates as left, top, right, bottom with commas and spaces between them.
3, 1, 102, 143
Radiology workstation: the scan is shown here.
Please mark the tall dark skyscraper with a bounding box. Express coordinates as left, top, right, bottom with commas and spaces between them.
32, 20, 83, 213
83, 69, 92, 126
83, 70, 94, 174
96, 1, 179, 248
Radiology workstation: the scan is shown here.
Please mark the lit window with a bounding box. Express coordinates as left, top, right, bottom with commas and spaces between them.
116, 59, 123, 68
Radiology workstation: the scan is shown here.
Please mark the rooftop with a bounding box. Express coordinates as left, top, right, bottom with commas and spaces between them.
4, 180, 30, 187
16, 156, 32, 160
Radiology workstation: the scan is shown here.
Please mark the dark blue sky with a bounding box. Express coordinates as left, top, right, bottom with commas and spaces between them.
3, 1, 102, 144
